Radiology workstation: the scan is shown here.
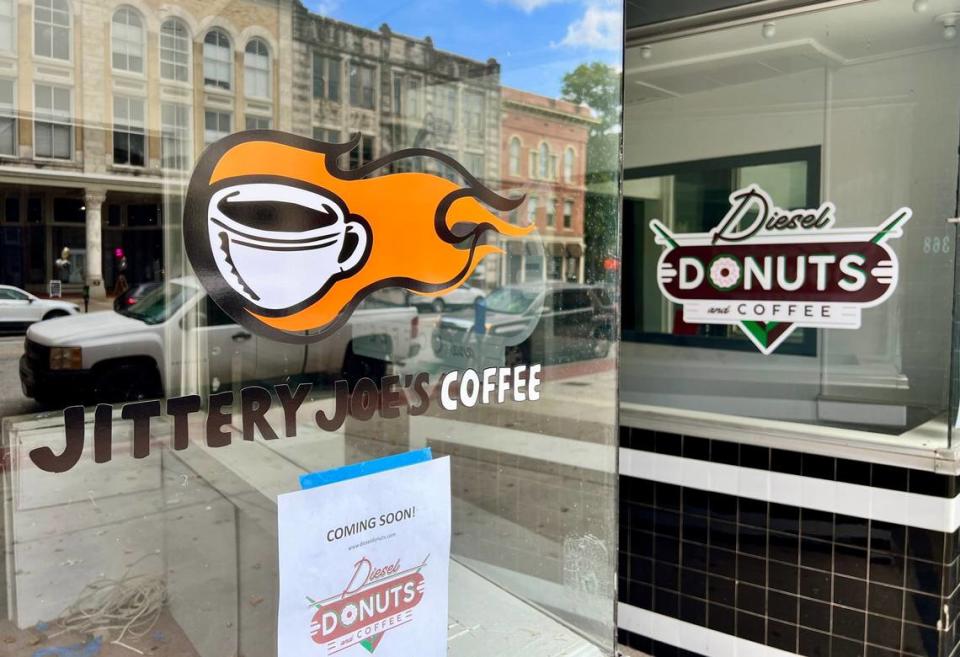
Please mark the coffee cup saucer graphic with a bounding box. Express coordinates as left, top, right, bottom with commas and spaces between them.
207, 182, 370, 311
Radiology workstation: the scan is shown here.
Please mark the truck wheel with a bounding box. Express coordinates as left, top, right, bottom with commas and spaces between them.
42, 310, 68, 321
431, 298, 445, 314
342, 345, 387, 390
93, 362, 161, 403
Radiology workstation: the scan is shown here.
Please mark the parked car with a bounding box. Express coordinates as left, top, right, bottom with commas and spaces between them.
113, 281, 162, 312
431, 282, 614, 367
20, 277, 420, 406
0, 285, 80, 332
408, 283, 484, 314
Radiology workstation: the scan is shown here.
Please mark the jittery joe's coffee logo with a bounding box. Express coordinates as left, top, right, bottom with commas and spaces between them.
650, 185, 911, 354
184, 131, 532, 343
308, 555, 427, 654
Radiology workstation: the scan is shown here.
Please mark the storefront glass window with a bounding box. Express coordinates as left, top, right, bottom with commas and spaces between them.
0, 1, 622, 656
624, 0, 960, 444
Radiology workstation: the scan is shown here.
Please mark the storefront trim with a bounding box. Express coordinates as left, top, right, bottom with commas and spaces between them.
621, 402, 958, 475
620, 446, 960, 532
619, 604, 779, 657
626, 0, 871, 46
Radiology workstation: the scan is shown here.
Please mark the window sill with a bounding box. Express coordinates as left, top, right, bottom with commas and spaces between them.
620, 401, 959, 474
111, 69, 147, 80
32, 55, 73, 68
203, 86, 235, 98
159, 78, 193, 89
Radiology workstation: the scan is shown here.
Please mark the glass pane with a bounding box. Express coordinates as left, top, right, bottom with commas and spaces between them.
624, 0, 960, 443
1, 2, 622, 657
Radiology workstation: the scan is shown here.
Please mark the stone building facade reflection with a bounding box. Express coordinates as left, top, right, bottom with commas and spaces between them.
0, 0, 593, 297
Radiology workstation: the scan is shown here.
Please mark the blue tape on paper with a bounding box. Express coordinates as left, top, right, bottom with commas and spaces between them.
299, 448, 432, 490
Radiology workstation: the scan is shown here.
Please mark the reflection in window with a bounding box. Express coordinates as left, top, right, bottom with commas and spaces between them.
203, 30, 232, 90
313, 127, 339, 143
34, 0, 70, 60
433, 148, 460, 181
464, 90, 484, 144
564, 147, 574, 183
0, 0, 13, 53
245, 115, 271, 130
466, 152, 484, 178
622, 147, 819, 355
204, 110, 232, 145
53, 197, 84, 222
244, 39, 270, 99
348, 134, 374, 169
34, 83, 72, 159
0, 78, 14, 156
113, 95, 145, 166
312, 53, 340, 101
161, 102, 190, 170
111, 7, 144, 73
563, 199, 573, 229
349, 62, 375, 109
548, 252, 562, 280
527, 195, 537, 224
393, 72, 421, 118
546, 197, 555, 226
436, 85, 458, 132
509, 137, 521, 176
160, 19, 190, 82
539, 142, 550, 179
0, 287, 28, 300
484, 286, 539, 314
122, 283, 192, 324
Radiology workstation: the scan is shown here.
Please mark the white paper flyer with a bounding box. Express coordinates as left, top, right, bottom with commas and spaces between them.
277, 456, 451, 657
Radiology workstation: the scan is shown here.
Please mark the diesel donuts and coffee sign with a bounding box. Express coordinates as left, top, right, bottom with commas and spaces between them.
650, 184, 911, 354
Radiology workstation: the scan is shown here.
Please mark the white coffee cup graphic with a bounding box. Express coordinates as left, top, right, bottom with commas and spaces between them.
207, 182, 369, 310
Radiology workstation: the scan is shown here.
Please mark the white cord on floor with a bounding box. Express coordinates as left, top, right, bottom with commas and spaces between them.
51, 554, 167, 650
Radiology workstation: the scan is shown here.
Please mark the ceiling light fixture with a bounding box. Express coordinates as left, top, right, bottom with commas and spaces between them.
639, 45, 652, 60
762, 21, 776, 39
914, 0, 929, 13
937, 12, 960, 39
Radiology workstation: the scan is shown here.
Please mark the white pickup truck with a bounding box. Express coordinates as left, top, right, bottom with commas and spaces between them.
19, 276, 420, 405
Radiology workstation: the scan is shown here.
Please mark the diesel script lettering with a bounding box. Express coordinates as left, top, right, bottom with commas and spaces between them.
650, 184, 911, 355
29, 365, 542, 473
309, 555, 429, 653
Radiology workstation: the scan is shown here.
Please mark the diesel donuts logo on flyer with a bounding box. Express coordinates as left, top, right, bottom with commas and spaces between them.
308, 555, 428, 654
183, 130, 533, 344
650, 185, 911, 355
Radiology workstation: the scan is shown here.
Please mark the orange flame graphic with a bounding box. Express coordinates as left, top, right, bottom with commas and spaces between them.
184, 132, 534, 342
